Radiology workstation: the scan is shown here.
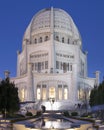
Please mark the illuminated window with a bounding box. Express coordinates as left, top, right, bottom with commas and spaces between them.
37, 85, 41, 100
79, 88, 84, 100
78, 89, 80, 100
49, 87, 55, 98
21, 88, 25, 101
42, 85, 46, 100
64, 85, 68, 100
58, 85, 62, 100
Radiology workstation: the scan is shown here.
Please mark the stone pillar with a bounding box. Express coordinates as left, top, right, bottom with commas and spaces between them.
27, 63, 34, 101
71, 64, 78, 102
95, 71, 100, 87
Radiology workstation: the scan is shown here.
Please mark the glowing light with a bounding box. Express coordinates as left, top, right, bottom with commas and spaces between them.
49, 87, 55, 98
37, 88, 41, 99
64, 88, 68, 99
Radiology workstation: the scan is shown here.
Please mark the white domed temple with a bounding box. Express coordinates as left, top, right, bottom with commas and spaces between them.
11, 7, 100, 110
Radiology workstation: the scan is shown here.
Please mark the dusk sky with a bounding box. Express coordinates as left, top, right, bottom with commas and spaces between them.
0, 0, 104, 82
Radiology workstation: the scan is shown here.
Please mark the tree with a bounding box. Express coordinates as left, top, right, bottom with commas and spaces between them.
89, 79, 104, 107
89, 86, 97, 107
0, 78, 20, 115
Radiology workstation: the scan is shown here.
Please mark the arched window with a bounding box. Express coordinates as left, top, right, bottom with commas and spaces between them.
64, 85, 68, 100
38, 62, 41, 72
45, 61, 48, 69
56, 61, 59, 69
63, 63, 67, 73
61, 62, 63, 70
49, 87, 55, 98
39, 37, 42, 43
62, 37, 64, 43
67, 63, 69, 71
70, 64, 72, 71
34, 38, 37, 44
20, 88, 25, 102
37, 85, 41, 100
44, 36, 49, 41
42, 85, 47, 100
56, 36, 59, 41
68, 38, 70, 44
58, 85, 62, 100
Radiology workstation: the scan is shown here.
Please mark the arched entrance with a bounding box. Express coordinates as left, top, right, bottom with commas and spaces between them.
49, 87, 55, 99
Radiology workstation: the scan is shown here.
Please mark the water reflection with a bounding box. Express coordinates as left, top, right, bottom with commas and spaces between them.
13, 117, 94, 130
25, 118, 72, 129
34, 118, 71, 129
12, 113, 94, 130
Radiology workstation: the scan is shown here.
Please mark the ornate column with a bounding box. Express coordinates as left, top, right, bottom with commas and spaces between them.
71, 64, 78, 102
94, 71, 100, 87
62, 83, 64, 100
27, 63, 34, 101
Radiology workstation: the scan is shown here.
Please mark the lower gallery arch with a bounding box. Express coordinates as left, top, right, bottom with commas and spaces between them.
16, 82, 27, 102
78, 82, 92, 101
36, 80, 68, 101
49, 87, 55, 99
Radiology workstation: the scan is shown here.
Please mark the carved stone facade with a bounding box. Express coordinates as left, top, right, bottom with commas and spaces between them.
11, 8, 100, 110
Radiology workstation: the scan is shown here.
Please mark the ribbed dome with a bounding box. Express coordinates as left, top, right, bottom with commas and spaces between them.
23, 8, 81, 47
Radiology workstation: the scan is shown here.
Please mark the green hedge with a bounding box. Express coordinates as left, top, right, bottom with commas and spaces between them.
71, 111, 78, 116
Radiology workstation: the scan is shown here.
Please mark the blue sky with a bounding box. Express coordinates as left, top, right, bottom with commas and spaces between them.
0, 0, 104, 82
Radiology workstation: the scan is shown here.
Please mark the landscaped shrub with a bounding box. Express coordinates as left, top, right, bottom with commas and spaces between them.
71, 111, 78, 116
4, 113, 25, 119
41, 105, 46, 113
15, 114, 25, 118
36, 111, 42, 116
25, 111, 33, 116
63, 111, 70, 117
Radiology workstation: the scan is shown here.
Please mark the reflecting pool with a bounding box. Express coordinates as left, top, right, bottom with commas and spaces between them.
13, 113, 94, 130
26, 118, 72, 129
